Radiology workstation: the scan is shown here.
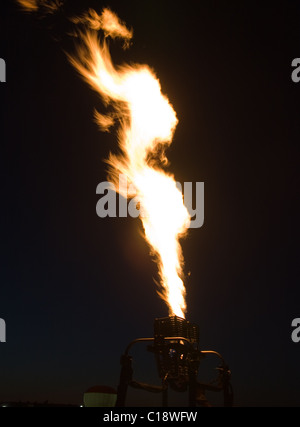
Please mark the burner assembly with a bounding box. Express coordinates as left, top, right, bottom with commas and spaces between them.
151, 316, 200, 394
116, 316, 233, 407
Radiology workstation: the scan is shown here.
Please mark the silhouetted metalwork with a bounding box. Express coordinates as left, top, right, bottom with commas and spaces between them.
116, 315, 233, 407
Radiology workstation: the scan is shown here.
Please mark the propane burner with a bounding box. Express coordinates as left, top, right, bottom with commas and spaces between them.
149, 316, 200, 392
154, 315, 199, 343
115, 316, 233, 407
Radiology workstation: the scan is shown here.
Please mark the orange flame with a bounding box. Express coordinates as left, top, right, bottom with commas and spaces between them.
69, 8, 190, 318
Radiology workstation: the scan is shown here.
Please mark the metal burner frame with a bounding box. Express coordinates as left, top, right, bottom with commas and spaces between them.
116, 316, 233, 407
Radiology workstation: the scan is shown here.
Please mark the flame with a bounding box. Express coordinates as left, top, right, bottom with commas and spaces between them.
16, 0, 63, 14
69, 8, 190, 318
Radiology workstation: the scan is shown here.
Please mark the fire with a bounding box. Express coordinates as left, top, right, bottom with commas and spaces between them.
69, 8, 190, 318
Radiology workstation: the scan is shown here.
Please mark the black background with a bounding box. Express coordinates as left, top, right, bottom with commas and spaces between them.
0, 0, 299, 406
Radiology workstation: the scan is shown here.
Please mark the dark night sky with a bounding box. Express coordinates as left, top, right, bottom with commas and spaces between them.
0, 0, 299, 406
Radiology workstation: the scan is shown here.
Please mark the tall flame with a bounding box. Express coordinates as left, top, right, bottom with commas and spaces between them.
69, 8, 190, 318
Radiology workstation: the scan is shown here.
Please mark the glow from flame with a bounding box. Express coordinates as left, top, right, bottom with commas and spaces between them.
69, 8, 190, 317
16, 0, 63, 14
